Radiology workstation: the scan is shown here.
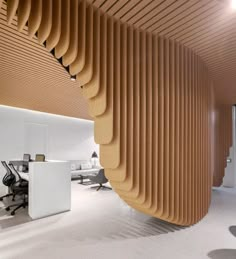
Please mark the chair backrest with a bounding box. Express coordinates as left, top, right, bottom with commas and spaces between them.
1, 161, 16, 187
97, 169, 108, 183
8, 163, 22, 182
35, 154, 45, 162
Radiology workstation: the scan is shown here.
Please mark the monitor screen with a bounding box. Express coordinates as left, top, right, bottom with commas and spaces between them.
23, 154, 31, 162
35, 154, 45, 162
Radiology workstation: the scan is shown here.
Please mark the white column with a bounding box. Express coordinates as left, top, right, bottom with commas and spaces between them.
223, 106, 236, 187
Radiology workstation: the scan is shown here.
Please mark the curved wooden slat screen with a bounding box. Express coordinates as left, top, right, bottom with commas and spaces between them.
1, 0, 233, 226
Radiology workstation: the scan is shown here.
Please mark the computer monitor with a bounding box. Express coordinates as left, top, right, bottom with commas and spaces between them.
23, 154, 31, 162
22, 154, 31, 172
35, 154, 45, 162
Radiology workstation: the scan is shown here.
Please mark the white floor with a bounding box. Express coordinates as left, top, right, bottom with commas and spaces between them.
0, 182, 236, 259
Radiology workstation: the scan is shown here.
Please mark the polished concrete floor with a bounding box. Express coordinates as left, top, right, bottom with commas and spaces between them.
0, 182, 236, 259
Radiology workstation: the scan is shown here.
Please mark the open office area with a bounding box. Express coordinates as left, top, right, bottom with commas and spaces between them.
1, 0, 236, 258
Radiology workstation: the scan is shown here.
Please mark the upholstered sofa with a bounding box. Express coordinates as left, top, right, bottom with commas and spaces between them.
68, 160, 101, 180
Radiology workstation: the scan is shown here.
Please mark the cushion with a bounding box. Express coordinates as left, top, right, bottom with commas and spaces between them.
71, 163, 81, 171
75, 163, 81, 170
81, 162, 92, 170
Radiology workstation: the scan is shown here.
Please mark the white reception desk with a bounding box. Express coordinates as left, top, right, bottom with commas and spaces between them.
19, 160, 71, 220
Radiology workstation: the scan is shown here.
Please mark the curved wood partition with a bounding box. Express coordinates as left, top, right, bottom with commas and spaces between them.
1, 0, 233, 226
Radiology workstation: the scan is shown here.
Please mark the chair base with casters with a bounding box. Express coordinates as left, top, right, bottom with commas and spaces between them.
87, 169, 112, 191
0, 187, 23, 201
5, 195, 28, 216
0, 193, 13, 201
1, 161, 28, 215
91, 183, 112, 191
6, 163, 29, 215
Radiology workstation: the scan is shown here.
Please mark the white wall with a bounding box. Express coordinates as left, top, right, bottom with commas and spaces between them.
223, 106, 236, 187
0, 105, 98, 191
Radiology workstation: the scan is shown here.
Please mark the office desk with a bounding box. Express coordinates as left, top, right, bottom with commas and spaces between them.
12, 160, 71, 220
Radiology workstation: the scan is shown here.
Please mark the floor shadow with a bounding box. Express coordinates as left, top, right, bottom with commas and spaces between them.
229, 226, 236, 238
55, 212, 188, 244
208, 226, 236, 258
208, 249, 236, 259
0, 198, 31, 229
0, 182, 188, 245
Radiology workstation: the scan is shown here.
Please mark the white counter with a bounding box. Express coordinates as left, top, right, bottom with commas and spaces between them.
20, 160, 71, 220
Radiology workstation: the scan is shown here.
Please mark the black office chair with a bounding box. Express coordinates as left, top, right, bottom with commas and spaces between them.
88, 169, 112, 191
0, 162, 28, 215
4, 164, 28, 215
0, 161, 16, 201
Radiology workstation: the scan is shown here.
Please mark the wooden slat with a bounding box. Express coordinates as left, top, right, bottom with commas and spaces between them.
7, 0, 19, 25
17, 0, 31, 32
82, 8, 101, 99
69, 0, 86, 75
100, 19, 121, 169
76, 4, 93, 85
93, 16, 114, 145
55, 0, 70, 58
38, 0, 52, 44
28, 0, 42, 38
105, 22, 128, 185
88, 13, 107, 114
62, 0, 79, 66
46, 0, 61, 51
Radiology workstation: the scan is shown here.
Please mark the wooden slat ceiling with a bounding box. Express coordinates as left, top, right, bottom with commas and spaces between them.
0, 0, 236, 118
92, 0, 236, 104
0, 2, 91, 120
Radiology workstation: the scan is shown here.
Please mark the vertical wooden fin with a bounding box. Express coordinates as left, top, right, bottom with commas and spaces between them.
46, 0, 61, 51
76, 4, 94, 86
38, 0, 52, 44
55, 0, 70, 58
28, 0, 42, 38
17, 0, 31, 32
94, 17, 114, 145
7, 0, 19, 25
82, 8, 101, 99
69, 0, 86, 75
62, 0, 79, 67
87, 13, 107, 115
99, 20, 121, 169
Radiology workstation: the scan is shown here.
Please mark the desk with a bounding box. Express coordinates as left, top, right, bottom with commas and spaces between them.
11, 160, 71, 220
